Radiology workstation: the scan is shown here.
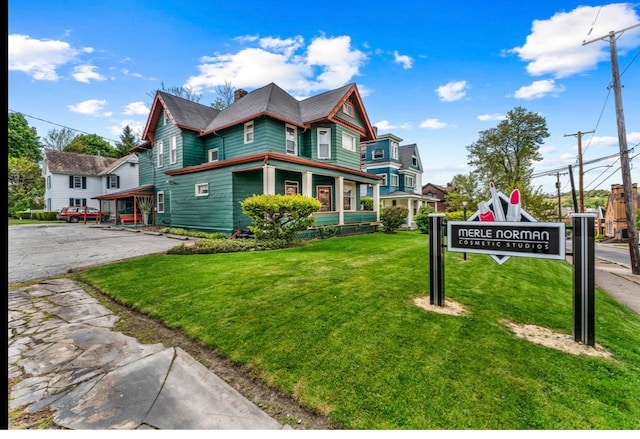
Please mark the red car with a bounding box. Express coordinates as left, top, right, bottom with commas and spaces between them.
56, 206, 101, 223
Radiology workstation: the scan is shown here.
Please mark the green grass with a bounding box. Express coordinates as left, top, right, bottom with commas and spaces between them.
72, 231, 640, 429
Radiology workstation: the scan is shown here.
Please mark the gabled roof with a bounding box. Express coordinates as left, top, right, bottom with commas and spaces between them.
142, 82, 377, 143
142, 91, 220, 142
99, 154, 138, 176
44, 150, 120, 176
203, 83, 302, 133
398, 143, 422, 172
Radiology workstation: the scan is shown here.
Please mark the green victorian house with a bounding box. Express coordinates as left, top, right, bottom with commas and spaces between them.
97, 82, 382, 235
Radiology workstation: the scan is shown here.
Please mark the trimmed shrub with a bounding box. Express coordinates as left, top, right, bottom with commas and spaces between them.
380, 206, 408, 233
414, 205, 436, 234
241, 194, 321, 241
167, 238, 288, 255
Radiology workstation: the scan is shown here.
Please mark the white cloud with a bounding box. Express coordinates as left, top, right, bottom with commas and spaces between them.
477, 113, 506, 122
108, 120, 145, 137
513, 79, 565, 100
68, 99, 109, 116
374, 120, 411, 131
393, 50, 413, 69
8, 34, 92, 81
420, 118, 449, 129
509, 4, 640, 78
122, 102, 149, 115
72, 65, 106, 83
435, 80, 468, 102
185, 34, 366, 95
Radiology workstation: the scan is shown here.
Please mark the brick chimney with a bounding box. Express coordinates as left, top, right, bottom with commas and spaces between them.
234, 89, 248, 102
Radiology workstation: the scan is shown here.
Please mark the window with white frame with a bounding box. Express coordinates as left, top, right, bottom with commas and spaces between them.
73, 176, 83, 188
244, 121, 254, 144
405, 175, 414, 188
373, 148, 383, 159
342, 102, 354, 117
156, 140, 164, 167
343, 182, 356, 210
157, 192, 165, 213
391, 141, 399, 160
170, 136, 177, 164
107, 175, 119, 189
342, 132, 356, 152
377, 173, 387, 186
412, 154, 418, 167
208, 148, 219, 162
163, 111, 167, 126
285, 124, 297, 155
195, 183, 209, 197
391, 174, 399, 187
318, 128, 331, 159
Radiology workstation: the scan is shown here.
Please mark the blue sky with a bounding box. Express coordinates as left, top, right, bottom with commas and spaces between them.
8, 1, 640, 195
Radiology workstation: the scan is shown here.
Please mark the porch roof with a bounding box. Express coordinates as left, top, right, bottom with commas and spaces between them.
93, 184, 155, 201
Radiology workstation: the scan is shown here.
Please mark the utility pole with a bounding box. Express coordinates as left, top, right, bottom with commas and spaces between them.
565, 130, 594, 213
556, 173, 562, 221
583, 24, 640, 274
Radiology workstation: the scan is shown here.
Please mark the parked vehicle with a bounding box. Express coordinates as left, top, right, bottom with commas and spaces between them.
56, 206, 101, 223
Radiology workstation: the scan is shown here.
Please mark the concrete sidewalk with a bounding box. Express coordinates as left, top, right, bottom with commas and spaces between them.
8, 278, 289, 430
594, 258, 640, 315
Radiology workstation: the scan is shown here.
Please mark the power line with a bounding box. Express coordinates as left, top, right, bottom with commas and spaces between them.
8, 109, 121, 144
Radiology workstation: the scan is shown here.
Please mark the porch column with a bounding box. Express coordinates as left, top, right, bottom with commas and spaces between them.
336, 176, 344, 225
263, 165, 276, 195
373, 183, 380, 223
407, 199, 415, 228
302, 171, 312, 197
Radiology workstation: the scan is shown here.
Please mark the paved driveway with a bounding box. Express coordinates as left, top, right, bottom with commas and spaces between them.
9, 224, 191, 284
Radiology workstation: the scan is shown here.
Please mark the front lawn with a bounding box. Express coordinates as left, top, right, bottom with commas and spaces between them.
72, 231, 640, 429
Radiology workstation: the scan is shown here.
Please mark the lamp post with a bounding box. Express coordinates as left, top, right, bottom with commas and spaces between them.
462, 201, 468, 261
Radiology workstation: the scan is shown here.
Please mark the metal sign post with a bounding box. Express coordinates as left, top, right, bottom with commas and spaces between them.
429, 214, 446, 306
572, 214, 596, 346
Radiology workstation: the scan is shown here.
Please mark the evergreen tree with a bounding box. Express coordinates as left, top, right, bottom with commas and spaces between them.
114, 125, 139, 157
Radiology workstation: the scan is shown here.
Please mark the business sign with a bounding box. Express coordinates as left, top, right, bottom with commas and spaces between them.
447, 221, 566, 260
450, 183, 565, 263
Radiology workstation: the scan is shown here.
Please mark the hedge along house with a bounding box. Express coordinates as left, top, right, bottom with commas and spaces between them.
113, 82, 381, 234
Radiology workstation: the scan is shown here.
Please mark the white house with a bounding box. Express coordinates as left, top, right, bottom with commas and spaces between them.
42, 150, 139, 212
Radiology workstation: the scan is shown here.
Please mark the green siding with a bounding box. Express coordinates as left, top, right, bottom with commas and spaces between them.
232, 170, 263, 231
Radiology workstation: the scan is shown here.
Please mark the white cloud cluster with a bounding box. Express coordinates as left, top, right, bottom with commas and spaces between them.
510, 4, 640, 78
68, 99, 111, 116
393, 51, 413, 69
374, 120, 412, 131
419, 118, 450, 129
72, 65, 106, 83
477, 113, 506, 122
8, 34, 91, 81
185, 35, 367, 95
513, 79, 565, 100
435, 80, 468, 102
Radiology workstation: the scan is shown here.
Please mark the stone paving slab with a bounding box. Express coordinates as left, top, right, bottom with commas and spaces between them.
8, 278, 287, 430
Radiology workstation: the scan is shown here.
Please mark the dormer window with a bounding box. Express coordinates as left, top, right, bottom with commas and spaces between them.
391, 141, 399, 160
342, 102, 354, 117
412, 154, 418, 167
373, 148, 383, 159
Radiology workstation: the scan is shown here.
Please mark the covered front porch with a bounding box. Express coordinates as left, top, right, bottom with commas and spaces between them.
94, 185, 155, 227
381, 191, 440, 229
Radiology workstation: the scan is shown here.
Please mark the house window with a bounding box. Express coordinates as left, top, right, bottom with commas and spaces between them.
412, 154, 418, 167
342, 132, 356, 152
391, 141, 399, 160
342, 102, 354, 117
373, 148, 383, 159
285, 124, 297, 155
360, 148, 366, 160
244, 121, 254, 144
343, 182, 356, 210
318, 128, 331, 159
107, 175, 119, 189
73, 176, 83, 189
317, 186, 332, 211
170, 136, 177, 164
47, 175, 51, 189
208, 148, 219, 162
285, 180, 299, 195
69, 198, 87, 207
377, 173, 387, 186
406, 175, 414, 188
157, 140, 164, 167
163, 111, 168, 126
391, 174, 399, 187
69, 175, 87, 189
195, 183, 209, 197
157, 192, 165, 213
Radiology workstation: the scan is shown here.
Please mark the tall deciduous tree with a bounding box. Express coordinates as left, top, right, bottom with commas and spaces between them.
8, 156, 45, 215
8, 112, 42, 162
465, 106, 555, 220
445, 173, 482, 212
114, 125, 140, 157
43, 127, 76, 151
64, 134, 118, 157
148, 82, 203, 103
211, 81, 235, 110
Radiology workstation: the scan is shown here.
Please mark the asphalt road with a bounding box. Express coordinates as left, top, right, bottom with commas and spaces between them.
8, 224, 191, 284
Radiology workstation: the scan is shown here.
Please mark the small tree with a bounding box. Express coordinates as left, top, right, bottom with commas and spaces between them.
380, 206, 408, 233
241, 194, 322, 241
414, 204, 435, 234
361, 196, 374, 210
